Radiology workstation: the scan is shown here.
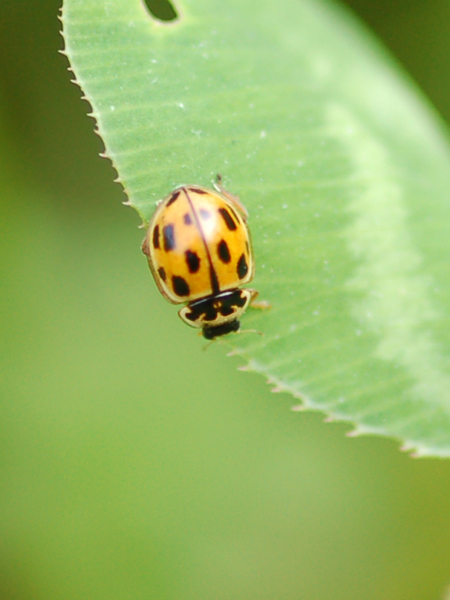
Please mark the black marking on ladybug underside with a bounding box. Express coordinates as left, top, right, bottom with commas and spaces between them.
166, 189, 181, 206
152, 225, 160, 249
237, 253, 248, 279
199, 209, 211, 220
184, 290, 247, 323
183, 213, 192, 225
157, 267, 166, 281
163, 224, 175, 251
189, 187, 208, 194
185, 250, 200, 273
218, 207, 237, 231
217, 239, 231, 263
172, 275, 190, 296
217, 301, 234, 317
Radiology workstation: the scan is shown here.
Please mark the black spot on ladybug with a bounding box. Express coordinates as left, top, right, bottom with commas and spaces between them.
184, 311, 197, 322
153, 225, 160, 249
189, 187, 208, 194
235, 291, 247, 307
217, 239, 231, 263
183, 213, 192, 225
237, 253, 248, 279
200, 209, 211, 220
166, 189, 181, 206
219, 303, 234, 317
163, 224, 175, 251
157, 267, 166, 281
218, 208, 237, 231
185, 250, 200, 273
172, 275, 190, 296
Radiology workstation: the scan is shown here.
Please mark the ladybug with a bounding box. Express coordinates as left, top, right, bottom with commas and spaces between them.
142, 180, 257, 339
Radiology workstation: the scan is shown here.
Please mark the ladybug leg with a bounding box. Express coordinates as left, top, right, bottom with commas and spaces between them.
235, 327, 265, 337
247, 289, 271, 310
251, 300, 272, 310
141, 236, 150, 257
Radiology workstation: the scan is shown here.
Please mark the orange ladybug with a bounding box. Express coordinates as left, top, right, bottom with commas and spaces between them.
142, 181, 257, 339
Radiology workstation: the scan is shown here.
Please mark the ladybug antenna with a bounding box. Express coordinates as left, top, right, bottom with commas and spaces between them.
202, 338, 217, 351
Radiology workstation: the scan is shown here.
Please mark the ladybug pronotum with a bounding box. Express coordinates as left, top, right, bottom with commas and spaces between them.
142, 181, 257, 339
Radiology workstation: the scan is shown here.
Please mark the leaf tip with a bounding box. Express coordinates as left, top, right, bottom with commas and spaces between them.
346, 426, 366, 438
400, 441, 416, 453
227, 349, 239, 357
323, 415, 336, 423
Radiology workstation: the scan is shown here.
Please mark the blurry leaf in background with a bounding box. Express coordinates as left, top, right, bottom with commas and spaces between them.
1, 0, 450, 599
343, 0, 450, 125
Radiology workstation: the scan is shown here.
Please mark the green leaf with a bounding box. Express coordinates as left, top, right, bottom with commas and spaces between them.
61, 0, 450, 456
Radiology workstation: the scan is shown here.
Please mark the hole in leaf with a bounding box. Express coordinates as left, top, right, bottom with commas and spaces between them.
143, 0, 178, 22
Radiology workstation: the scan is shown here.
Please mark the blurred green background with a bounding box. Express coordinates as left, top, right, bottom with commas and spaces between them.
1, 1, 450, 599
